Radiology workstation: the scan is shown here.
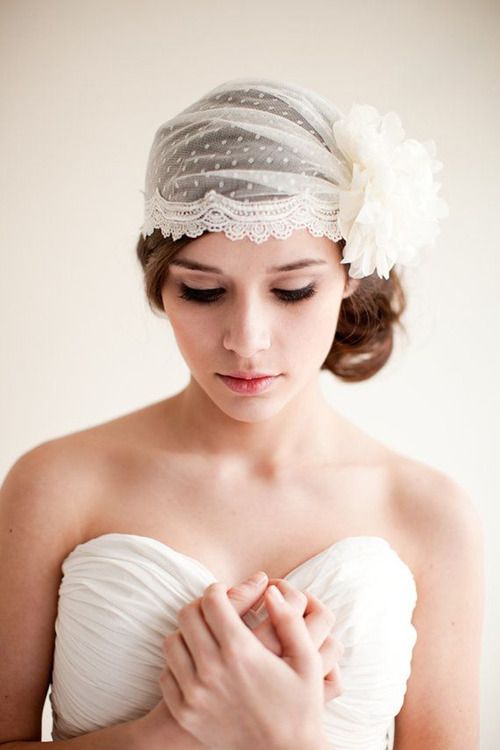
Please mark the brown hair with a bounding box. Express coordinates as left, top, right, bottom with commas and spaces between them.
135, 229, 407, 382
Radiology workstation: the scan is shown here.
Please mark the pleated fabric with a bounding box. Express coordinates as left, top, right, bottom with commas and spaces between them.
49, 533, 417, 749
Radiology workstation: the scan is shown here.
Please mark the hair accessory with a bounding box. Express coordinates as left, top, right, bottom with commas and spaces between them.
140, 78, 449, 279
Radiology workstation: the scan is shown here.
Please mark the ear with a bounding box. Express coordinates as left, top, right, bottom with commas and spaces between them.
342, 274, 361, 299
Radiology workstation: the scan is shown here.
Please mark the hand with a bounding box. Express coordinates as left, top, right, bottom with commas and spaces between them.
136, 574, 280, 750
137, 573, 343, 749
269, 578, 344, 703
157, 580, 333, 750
247, 576, 344, 705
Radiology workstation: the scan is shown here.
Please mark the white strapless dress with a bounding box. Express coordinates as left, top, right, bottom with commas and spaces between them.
49, 533, 418, 750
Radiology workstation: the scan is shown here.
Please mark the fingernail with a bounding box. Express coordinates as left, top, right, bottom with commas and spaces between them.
246, 571, 267, 585
268, 584, 285, 603
227, 571, 268, 596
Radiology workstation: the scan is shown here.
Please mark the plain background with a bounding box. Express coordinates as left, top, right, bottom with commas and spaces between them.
1, 0, 498, 745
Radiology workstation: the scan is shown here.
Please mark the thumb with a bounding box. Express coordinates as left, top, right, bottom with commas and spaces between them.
226, 571, 269, 617
264, 584, 316, 676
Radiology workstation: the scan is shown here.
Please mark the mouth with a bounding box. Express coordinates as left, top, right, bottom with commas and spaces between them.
216, 373, 281, 395
218, 371, 280, 379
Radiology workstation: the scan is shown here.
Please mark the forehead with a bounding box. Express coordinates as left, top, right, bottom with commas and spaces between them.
170, 229, 340, 275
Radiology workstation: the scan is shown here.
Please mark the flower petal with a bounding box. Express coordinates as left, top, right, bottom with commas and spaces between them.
332, 103, 449, 279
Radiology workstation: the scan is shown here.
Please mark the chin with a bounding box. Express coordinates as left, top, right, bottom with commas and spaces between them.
213, 387, 293, 423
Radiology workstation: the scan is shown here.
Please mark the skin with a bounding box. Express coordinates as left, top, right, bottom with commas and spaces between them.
159, 228, 360, 473
137, 228, 360, 748
139, 575, 342, 750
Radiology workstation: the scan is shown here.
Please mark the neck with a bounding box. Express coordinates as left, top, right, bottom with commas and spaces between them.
168, 372, 344, 477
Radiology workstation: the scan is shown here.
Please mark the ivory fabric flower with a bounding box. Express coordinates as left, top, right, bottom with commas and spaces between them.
332, 104, 449, 279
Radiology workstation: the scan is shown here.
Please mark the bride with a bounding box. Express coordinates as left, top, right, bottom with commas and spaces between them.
0, 78, 483, 750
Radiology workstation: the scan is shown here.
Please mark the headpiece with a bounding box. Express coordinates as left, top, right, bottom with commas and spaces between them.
140, 77, 449, 279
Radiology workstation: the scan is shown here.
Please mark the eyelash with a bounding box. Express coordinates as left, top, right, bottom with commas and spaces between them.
177, 282, 317, 305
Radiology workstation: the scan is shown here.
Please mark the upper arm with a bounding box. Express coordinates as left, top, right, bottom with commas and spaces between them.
0, 442, 86, 744
394, 468, 484, 749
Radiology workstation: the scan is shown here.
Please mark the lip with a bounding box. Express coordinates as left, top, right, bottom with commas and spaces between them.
216, 373, 281, 395
219, 370, 279, 379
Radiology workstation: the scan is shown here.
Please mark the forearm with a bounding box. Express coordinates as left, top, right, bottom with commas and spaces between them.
0, 717, 146, 750
272, 726, 330, 750
274, 739, 330, 750
303, 735, 330, 750
296, 738, 329, 750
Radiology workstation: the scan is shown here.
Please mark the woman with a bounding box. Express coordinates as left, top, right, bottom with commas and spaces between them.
0, 78, 483, 750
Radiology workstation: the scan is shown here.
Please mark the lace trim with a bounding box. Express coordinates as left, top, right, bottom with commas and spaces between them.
141, 187, 343, 245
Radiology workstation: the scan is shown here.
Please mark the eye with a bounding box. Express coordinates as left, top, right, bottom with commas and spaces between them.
276, 283, 317, 304
178, 284, 225, 305
177, 282, 317, 305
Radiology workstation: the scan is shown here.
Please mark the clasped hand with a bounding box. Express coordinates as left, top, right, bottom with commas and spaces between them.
142, 574, 344, 750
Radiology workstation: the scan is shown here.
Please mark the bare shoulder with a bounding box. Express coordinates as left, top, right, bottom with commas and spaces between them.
1, 396, 177, 541
1, 397, 156, 539
338, 420, 483, 569
0, 438, 101, 742
0, 410, 159, 743
1, 436, 99, 555
388, 451, 484, 574
386, 457, 484, 746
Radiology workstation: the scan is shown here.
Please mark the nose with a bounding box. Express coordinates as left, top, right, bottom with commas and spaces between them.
222, 293, 272, 358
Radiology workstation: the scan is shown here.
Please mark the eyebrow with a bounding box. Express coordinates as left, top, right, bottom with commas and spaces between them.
169, 258, 329, 273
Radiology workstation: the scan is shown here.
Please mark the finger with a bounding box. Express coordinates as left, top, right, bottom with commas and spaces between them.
176, 599, 220, 673
318, 634, 344, 678
324, 663, 342, 685
250, 579, 308, 653
159, 662, 185, 719
264, 584, 318, 677
226, 571, 269, 617
323, 663, 343, 704
268, 583, 337, 650
265, 578, 308, 614
200, 582, 257, 652
162, 631, 197, 689
324, 660, 343, 685
300, 591, 337, 647
319, 636, 344, 704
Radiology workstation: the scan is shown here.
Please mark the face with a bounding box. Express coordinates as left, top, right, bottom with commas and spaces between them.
161, 228, 359, 422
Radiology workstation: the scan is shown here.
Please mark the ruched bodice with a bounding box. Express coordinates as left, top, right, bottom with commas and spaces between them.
49, 533, 418, 749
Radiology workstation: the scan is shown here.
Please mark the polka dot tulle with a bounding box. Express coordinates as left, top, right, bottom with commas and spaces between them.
141, 77, 351, 244
139, 76, 448, 281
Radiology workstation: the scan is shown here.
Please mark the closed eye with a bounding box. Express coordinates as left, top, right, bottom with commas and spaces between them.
177, 282, 317, 305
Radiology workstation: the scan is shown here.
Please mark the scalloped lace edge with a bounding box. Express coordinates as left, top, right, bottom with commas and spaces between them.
141, 187, 344, 245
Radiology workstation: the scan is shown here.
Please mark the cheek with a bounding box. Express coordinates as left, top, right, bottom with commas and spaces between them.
165, 293, 342, 361
284, 298, 341, 348
167, 311, 215, 362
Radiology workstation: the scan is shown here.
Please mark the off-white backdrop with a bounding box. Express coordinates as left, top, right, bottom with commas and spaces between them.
1, 0, 498, 746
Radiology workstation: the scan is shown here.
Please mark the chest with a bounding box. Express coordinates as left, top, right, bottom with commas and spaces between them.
85, 451, 402, 583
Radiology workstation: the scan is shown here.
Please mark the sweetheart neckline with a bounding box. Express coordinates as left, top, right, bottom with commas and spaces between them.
67, 531, 417, 586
